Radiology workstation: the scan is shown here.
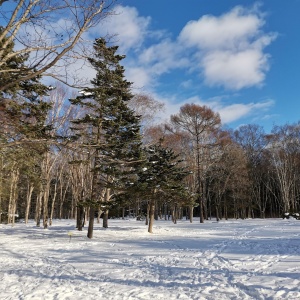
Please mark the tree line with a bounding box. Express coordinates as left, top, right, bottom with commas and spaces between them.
1, 0, 300, 238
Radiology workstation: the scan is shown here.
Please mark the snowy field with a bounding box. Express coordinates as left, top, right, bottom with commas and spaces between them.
1, 218, 300, 300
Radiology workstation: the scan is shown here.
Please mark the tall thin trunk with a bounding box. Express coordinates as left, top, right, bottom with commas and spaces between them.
102, 188, 110, 228
216, 205, 220, 222
172, 204, 177, 224
49, 179, 58, 226
43, 182, 50, 229
148, 198, 155, 233
203, 182, 208, 220
154, 200, 158, 220
41, 151, 56, 229
136, 200, 140, 220
164, 203, 168, 220
87, 206, 95, 239
8, 167, 19, 226
25, 182, 34, 224
59, 178, 70, 219
87, 117, 102, 239
87, 159, 99, 238
145, 202, 149, 226
103, 210, 109, 228
35, 189, 43, 227
189, 205, 193, 223
97, 207, 103, 224
77, 205, 85, 231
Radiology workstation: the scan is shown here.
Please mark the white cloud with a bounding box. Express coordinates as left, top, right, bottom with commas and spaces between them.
155, 94, 274, 125
91, 5, 151, 52
179, 6, 262, 50
217, 100, 274, 123
180, 80, 194, 89
202, 49, 269, 89
88, 5, 172, 89
89, 4, 276, 92
126, 67, 153, 89
178, 5, 277, 90
138, 39, 189, 75
71, 4, 277, 127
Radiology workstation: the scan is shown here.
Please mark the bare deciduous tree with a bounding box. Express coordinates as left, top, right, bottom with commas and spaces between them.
233, 124, 267, 218
266, 124, 300, 213
170, 104, 221, 223
128, 93, 165, 133
0, 0, 117, 90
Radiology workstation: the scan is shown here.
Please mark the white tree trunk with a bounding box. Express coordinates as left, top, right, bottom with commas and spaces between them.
8, 167, 19, 226
25, 182, 34, 224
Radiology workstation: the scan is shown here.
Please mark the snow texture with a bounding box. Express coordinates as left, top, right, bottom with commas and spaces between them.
1, 218, 300, 300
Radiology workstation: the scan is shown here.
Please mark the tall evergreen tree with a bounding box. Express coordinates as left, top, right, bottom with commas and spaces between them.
70, 38, 143, 238
0, 27, 53, 224
0, 26, 52, 145
135, 141, 190, 233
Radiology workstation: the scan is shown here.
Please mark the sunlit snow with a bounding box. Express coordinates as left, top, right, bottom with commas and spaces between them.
1, 218, 300, 299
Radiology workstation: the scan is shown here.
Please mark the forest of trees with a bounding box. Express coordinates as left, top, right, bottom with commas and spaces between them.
1, 0, 300, 237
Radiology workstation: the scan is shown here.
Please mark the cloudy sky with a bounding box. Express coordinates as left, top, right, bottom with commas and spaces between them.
92, 0, 299, 132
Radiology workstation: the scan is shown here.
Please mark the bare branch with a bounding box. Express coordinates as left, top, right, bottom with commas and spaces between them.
0, 0, 117, 91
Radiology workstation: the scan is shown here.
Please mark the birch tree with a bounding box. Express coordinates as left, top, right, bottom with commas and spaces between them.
266, 124, 300, 213
0, 0, 117, 91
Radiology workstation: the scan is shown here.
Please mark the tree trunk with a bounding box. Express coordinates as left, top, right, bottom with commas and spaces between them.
216, 205, 220, 222
49, 180, 58, 226
102, 188, 110, 228
35, 189, 43, 227
145, 202, 149, 225
148, 199, 155, 233
87, 206, 95, 239
77, 205, 85, 231
164, 203, 168, 220
159, 204, 162, 220
103, 209, 109, 228
199, 196, 204, 223
43, 182, 50, 229
87, 152, 100, 238
25, 182, 34, 224
8, 167, 19, 226
59, 178, 70, 220
41, 151, 55, 229
189, 205, 193, 223
196, 137, 204, 224
154, 200, 158, 220
172, 205, 177, 224
97, 207, 102, 224
203, 182, 208, 221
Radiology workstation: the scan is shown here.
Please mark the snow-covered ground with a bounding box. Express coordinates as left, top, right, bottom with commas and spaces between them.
1, 218, 300, 300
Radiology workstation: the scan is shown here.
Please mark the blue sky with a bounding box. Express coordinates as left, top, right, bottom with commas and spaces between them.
94, 0, 300, 132
2, 1, 299, 132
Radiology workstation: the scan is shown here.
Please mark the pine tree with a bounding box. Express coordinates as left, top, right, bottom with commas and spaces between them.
70, 38, 143, 238
135, 141, 190, 233
0, 26, 52, 145
0, 27, 53, 224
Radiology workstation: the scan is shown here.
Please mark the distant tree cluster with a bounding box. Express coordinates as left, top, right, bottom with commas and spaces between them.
1, 1, 300, 238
